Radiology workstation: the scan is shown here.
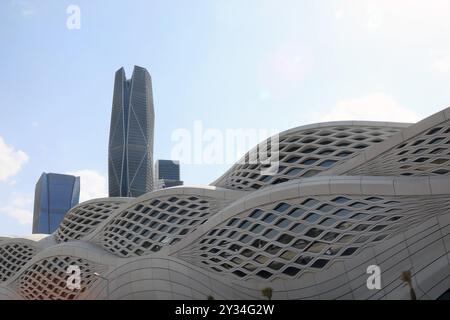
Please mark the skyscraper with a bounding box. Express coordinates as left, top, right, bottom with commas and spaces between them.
32, 173, 80, 234
154, 159, 183, 190
108, 66, 155, 197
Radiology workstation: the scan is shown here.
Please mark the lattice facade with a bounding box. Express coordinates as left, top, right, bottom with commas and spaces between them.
15, 256, 104, 300
347, 120, 450, 176
0, 242, 39, 282
99, 194, 235, 257
55, 199, 127, 243
212, 123, 407, 191
1, 107, 450, 300
177, 194, 450, 281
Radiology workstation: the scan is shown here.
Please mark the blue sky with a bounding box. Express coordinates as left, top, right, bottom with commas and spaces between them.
1, 0, 450, 235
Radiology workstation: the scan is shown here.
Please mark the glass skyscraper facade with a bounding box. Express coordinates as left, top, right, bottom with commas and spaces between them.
155, 160, 180, 180
32, 173, 80, 234
154, 160, 183, 190
108, 66, 155, 197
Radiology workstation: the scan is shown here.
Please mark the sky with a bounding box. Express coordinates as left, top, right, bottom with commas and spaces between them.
1, 0, 450, 236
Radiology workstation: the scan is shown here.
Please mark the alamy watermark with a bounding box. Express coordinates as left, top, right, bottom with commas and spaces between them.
66, 265, 81, 290
366, 265, 381, 290
66, 5, 81, 30
170, 121, 280, 175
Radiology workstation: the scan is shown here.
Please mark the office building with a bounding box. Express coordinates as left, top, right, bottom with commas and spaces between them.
32, 173, 80, 234
154, 160, 183, 190
108, 66, 155, 197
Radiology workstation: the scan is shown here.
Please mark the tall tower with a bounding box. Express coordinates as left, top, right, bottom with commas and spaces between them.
108, 66, 155, 197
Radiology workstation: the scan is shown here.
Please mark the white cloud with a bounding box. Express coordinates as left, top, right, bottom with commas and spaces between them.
335, 9, 345, 20
321, 93, 420, 123
432, 55, 450, 73
0, 136, 29, 182
0, 193, 33, 225
66, 169, 107, 203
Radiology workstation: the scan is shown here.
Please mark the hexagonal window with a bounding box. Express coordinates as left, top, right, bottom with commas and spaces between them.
243, 263, 257, 271
317, 149, 333, 155
336, 222, 353, 230
227, 230, 238, 239
249, 209, 264, 219
321, 232, 340, 241
282, 266, 301, 276
370, 225, 387, 232
318, 204, 334, 213
286, 156, 301, 164
351, 213, 368, 220
238, 220, 252, 229
250, 224, 264, 234
324, 245, 342, 256
276, 234, 294, 245
301, 199, 319, 208
262, 213, 276, 223
318, 160, 336, 168
275, 218, 291, 228
227, 218, 239, 227
337, 234, 354, 243
274, 203, 291, 213
311, 259, 329, 269
268, 261, 284, 271
265, 244, 282, 255
301, 147, 317, 153
305, 228, 323, 238
254, 255, 269, 264
335, 151, 352, 157
304, 213, 321, 223
319, 218, 336, 227
231, 257, 243, 265
241, 249, 255, 257
288, 208, 305, 218
307, 241, 328, 253
292, 239, 310, 250
251, 239, 267, 249
279, 250, 296, 261
256, 270, 273, 279
221, 263, 233, 270
286, 168, 303, 176
334, 209, 351, 217
239, 234, 253, 244
295, 255, 312, 266
232, 270, 247, 278
341, 247, 358, 256
290, 223, 306, 234
302, 158, 318, 165
229, 244, 242, 252
352, 224, 370, 232
263, 229, 279, 239
349, 202, 365, 209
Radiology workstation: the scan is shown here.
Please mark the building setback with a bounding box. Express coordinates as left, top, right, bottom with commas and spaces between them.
32, 173, 80, 234
108, 66, 155, 197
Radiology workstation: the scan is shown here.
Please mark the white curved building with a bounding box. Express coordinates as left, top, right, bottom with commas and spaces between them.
1, 108, 450, 300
